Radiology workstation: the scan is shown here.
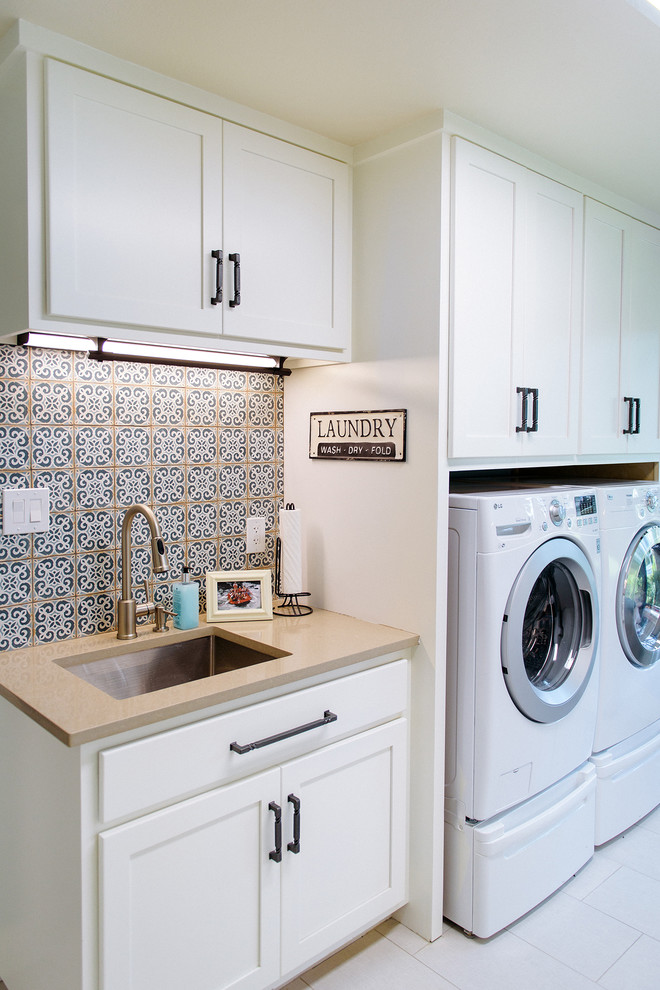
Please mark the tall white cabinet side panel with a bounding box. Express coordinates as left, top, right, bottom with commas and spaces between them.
523, 173, 582, 455
581, 199, 627, 453
222, 121, 350, 351
625, 218, 660, 450
449, 138, 525, 457
44, 58, 224, 335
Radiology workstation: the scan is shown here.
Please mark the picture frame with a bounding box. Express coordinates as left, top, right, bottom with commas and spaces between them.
205, 569, 273, 622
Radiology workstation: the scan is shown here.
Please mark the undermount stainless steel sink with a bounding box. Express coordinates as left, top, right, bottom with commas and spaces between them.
55, 635, 283, 700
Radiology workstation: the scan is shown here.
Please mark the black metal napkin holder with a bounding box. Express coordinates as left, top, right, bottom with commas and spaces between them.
274, 535, 313, 617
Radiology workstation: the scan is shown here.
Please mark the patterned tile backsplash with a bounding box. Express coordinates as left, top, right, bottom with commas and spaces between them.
0, 343, 284, 651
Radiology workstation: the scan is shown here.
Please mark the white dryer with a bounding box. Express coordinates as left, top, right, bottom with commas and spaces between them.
590, 481, 660, 844
444, 486, 600, 936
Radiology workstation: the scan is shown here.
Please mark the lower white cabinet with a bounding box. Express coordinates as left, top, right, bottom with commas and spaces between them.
100, 720, 407, 990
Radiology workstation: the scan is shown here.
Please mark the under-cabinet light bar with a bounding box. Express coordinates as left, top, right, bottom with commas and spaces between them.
91, 338, 289, 375
18, 331, 96, 351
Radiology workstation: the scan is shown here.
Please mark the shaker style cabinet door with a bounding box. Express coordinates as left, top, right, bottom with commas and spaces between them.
625, 218, 660, 451
99, 769, 281, 990
44, 58, 223, 335
221, 122, 351, 352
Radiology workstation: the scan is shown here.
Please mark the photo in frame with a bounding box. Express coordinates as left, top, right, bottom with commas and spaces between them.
205, 569, 273, 622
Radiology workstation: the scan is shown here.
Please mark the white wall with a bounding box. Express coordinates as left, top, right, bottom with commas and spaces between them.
284, 130, 449, 940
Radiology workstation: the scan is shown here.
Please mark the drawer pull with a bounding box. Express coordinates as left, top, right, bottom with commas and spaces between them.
268, 801, 282, 862
287, 793, 301, 854
229, 252, 241, 307
230, 710, 338, 755
211, 249, 223, 305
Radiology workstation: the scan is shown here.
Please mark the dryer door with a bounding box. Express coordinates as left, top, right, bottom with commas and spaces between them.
617, 524, 660, 668
501, 538, 599, 723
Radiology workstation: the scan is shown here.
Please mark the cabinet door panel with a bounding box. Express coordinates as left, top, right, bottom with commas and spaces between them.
99, 770, 280, 990
45, 59, 223, 335
279, 719, 407, 976
449, 138, 526, 458
222, 122, 350, 350
625, 219, 660, 450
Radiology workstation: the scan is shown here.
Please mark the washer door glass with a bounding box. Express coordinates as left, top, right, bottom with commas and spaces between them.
501, 538, 599, 723
617, 524, 660, 668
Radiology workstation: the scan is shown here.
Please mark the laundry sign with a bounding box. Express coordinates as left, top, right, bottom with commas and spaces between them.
309, 409, 407, 461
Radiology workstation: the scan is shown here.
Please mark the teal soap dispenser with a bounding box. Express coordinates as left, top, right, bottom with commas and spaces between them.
172, 566, 199, 630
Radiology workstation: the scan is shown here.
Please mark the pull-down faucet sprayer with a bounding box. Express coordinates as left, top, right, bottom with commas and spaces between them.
117, 504, 169, 640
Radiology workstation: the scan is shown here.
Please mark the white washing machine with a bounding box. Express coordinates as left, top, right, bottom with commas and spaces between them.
444, 486, 600, 936
589, 481, 660, 844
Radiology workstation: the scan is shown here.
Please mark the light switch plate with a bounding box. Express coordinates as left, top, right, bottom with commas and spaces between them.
2, 488, 50, 535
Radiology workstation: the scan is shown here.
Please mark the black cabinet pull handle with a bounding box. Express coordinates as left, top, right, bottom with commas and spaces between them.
623, 396, 635, 435
229, 252, 241, 307
526, 388, 539, 433
287, 794, 301, 854
269, 801, 282, 862
211, 249, 223, 305
634, 397, 641, 435
516, 387, 529, 433
230, 710, 337, 755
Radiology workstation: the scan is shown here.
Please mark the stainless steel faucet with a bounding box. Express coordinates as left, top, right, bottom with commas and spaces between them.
117, 504, 169, 640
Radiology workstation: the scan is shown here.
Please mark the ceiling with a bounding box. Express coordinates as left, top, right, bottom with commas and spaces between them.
2, 0, 660, 214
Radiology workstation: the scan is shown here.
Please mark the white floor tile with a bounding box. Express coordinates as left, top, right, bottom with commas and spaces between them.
598, 824, 660, 881
637, 803, 660, 835
416, 923, 599, 990
376, 917, 430, 955
598, 934, 660, 990
507, 890, 639, 980
299, 929, 456, 990
584, 866, 660, 940
562, 853, 621, 900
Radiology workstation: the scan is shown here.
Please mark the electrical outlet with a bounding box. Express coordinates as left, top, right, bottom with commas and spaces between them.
247, 516, 266, 553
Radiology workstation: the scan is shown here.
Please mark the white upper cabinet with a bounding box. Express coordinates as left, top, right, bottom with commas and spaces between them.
581, 199, 660, 455
449, 138, 582, 461
0, 45, 351, 359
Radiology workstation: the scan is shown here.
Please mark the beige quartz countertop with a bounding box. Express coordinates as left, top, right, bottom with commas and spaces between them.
0, 610, 418, 746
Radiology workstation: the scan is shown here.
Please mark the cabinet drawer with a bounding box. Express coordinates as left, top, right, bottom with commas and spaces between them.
99, 657, 408, 823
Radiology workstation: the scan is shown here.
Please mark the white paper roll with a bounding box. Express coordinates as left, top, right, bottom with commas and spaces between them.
279, 506, 303, 594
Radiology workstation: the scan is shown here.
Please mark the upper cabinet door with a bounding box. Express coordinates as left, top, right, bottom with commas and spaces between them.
222, 122, 351, 351
625, 218, 660, 451
45, 59, 223, 335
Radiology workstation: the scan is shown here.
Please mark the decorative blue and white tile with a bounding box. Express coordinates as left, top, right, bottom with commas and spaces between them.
187, 464, 217, 502
122, 544, 152, 584
116, 467, 151, 506
74, 354, 112, 382
187, 427, 217, 465
248, 391, 275, 427
217, 537, 246, 570
115, 509, 150, 547
248, 463, 276, 498
186, 389, 217, 427
115, 427, 151, 466
188, 502, 219, 540
32, 426, 74, 469
153, 465, 185, 504
0, 560, 31, 606
219, 429, 247, 462
248, 372, 276, 393
219, 463, 247, 498
276, 428, 284, 461
0, 605, 32, 650
0, 342, 29, 378
34, 512, 75, 557
113, 361, 149, 385
76, 510, 116, 552
34, 599, 76, 643
0, 426, 30, 470
75, 426, 113, 467
164, 541, 186, 577
30, 347, 73, 381
30, 381, 73, 424
276, 463, 284, 492
32, 470, 75, 512
275, 391, 284, 426
219, 391, 247, 427
77, 593, 115, 637
186, 366, 217, 389
75, 468, 115, 509
219, 499, 246, 537
74, 383, 113, 425
153, 427, 185, 464
152, 386, 185, 425
0, 379, 29, 424
76, 551, 115, 595
155, 503, 186, 542
34, 555, 75, 600
246, 497, 277, 531
187, 540, 218, 575
248, 428, 276, 462
219, 369, 247, 391
152, 365, 185, 387
115, 385, 150, 425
